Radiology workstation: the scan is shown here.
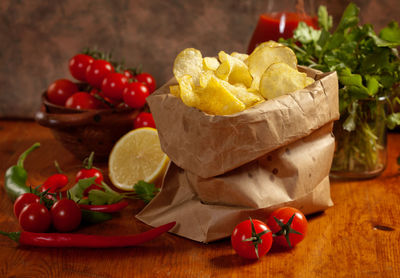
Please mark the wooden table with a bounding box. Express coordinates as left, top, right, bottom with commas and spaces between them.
0, 119, 399, 278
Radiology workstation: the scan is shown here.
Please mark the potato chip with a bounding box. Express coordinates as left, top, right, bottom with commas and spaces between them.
173, 48, 203, 85
215, 51, 252, 87
259, 62, 315, 99
203, 57, 220, 71
177, 75, 200, 107
230, 52, 249, 62
169, 85, 180, 97
220, 80, 264, 107
196, 76, 246, 115
246, 41, 298, 89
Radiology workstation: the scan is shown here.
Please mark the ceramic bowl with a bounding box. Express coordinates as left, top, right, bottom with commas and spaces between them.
35, 93, 139, 162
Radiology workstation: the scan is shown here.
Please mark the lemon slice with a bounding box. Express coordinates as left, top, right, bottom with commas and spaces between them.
108, 128, 169, 191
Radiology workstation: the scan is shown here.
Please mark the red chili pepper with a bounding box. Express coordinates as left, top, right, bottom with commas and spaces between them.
0, 221, 175, 248
40, 173, 69, 193
78, 201, 129, 213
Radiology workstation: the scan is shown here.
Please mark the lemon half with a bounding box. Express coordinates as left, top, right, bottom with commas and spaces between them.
108, 128, 169, 191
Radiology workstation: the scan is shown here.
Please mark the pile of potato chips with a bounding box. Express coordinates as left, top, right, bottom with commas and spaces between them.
169, 41, 315, 116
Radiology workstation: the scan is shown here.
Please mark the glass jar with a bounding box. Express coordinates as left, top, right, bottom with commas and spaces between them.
247, 0, 318, 54
330, 97, 388, 179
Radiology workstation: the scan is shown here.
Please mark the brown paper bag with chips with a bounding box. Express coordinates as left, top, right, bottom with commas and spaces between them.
136, 67, 339, 243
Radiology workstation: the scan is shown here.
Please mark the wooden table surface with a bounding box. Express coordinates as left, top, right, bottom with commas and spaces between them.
0, 119, 399, 278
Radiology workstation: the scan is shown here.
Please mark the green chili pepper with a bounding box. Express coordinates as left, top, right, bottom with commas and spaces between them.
4, 143, 40, 202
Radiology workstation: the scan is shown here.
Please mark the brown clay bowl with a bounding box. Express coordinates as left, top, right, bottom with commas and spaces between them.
35, 93, 139, 162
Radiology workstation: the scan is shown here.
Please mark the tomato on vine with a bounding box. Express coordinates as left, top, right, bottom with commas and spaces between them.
18, 202, 51, 233
51, 199, 82, 232
231, 218, 272, 259
69, 54, 94, 82
123, 82, 149, 109
13, 193, 40, 218
46, 79, 78, 106
267, 207, 308, 248
134, 73, 156, 94
65, 92, 105, 110
86, 59, 114, 88
101, 72, 129, 100
134, 112, 156, 129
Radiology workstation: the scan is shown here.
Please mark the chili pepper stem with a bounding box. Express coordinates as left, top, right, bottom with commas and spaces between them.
0, 231, 21, 243
16, 143, 40, 168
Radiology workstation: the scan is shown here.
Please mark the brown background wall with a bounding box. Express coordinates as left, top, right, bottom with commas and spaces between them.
1, 0, 399, 119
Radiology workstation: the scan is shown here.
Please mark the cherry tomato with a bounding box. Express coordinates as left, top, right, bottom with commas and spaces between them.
46, 79, 79, 106
18, 202, 51, 232
69, 54, 94, 82
123, 82, 149, 109
123, 70, 133, 80
51, 199, 82, 232
13, 193, 40, 218
231, 218, 272, 259
86, 59, 114, 88
75, 168, 104, 184
134, 73, 156, 94
134, 112, 156, 129
65, 92, 105, 110
101, 72, 128, 100
267, 207, 308, 248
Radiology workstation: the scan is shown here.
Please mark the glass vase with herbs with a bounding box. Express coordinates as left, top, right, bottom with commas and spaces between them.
280, 3, 400, 179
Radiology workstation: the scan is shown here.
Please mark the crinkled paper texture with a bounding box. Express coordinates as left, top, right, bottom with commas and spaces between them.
137, 67, 339, 242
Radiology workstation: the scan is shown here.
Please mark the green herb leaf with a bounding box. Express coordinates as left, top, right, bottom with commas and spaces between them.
379, 21, 400, 45
133, 181, 160, 204
387, 112, 400, 130
68, 177, 97, 202
335, 2, 359, 32
294, 22, 321, 44
317, 5, 332, 31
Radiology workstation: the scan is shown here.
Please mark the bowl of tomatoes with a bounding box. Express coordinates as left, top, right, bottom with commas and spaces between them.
35, 50, 157, 162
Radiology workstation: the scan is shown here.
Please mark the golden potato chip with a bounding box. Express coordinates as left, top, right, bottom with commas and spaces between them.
230, 52, 249, 62
196, 76, 246, 115
169, 85, 180, 97
215, 51, 252, 87
220, 80, 264, 107
203, 57, 220, 71
173, 48, 203, 85
246, 41, 298, 90
259, 62, 315, 100
177, 75, 200, 107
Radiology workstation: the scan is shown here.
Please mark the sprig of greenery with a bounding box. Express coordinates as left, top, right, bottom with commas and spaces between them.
280, 3, 400, 173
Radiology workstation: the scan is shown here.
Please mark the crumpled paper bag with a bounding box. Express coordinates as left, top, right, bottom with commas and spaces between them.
136, 67, 339, 242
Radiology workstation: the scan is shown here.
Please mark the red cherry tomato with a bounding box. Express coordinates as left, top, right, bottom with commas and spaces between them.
134, 112, 156, 129
123, 70, 133, 80
69, 54, 94, 82
267, 207, 308, 248
134, 73, 156, 94
13, 193, 40, 218
231, 218, 272, 259
101, 72, 129, 100
75, 168, 104, 184
46, 79, 79, 106
18, 202, 51, 233
122, 82, 149, 109
86, 59, 114, 88
65, 92, 105, 110
51, 199, 82, 232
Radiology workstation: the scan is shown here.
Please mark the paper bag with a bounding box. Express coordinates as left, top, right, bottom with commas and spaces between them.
136, 67, 339, 242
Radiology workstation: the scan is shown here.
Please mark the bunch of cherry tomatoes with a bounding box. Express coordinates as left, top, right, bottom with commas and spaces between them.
13, 160, 105, 233
46, 50, 157, 129
231, 207, 308, 260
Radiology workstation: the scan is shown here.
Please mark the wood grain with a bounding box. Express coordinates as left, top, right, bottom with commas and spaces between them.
0, 120, 399, 277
